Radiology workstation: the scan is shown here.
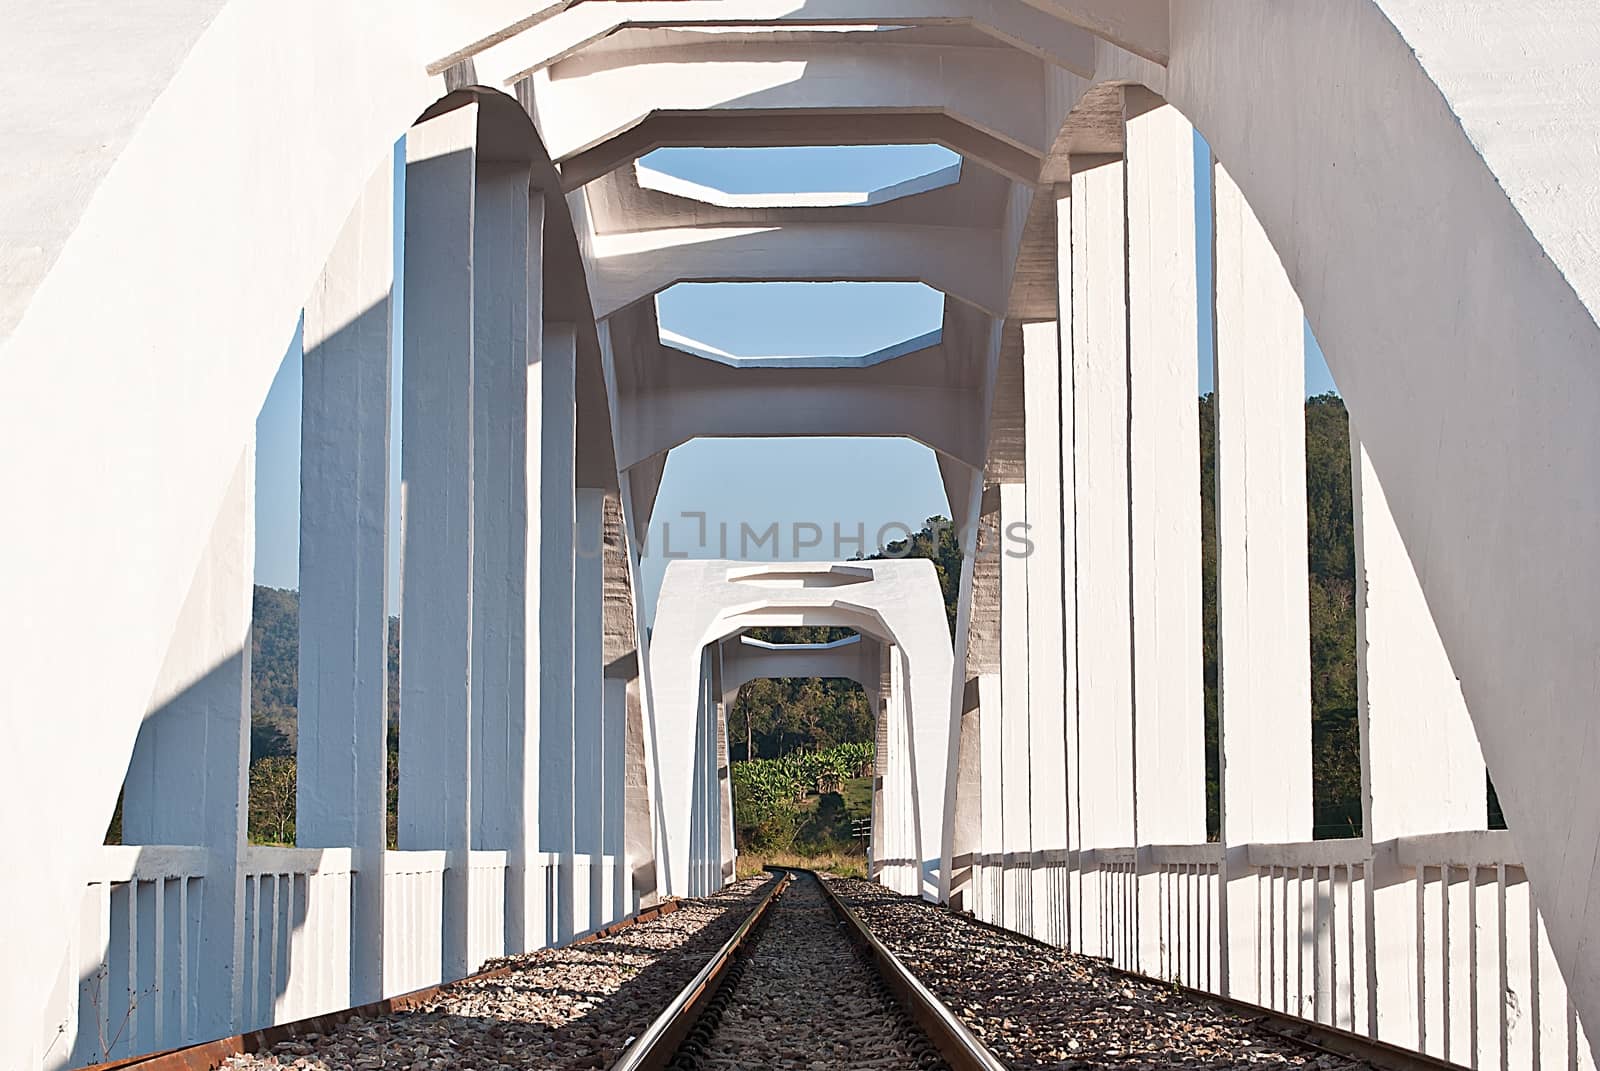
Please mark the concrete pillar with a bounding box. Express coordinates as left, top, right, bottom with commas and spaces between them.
1069, 155, 1135, 959
871, 643, 892, 881
398, 104, 477, 982
712, 646, 736, 889
1022, 315, 1069, 947
622, 677, 656, 907
1052, 181, 1084, 952
998, 480, 1032, 934
971, 491, 1003, 923
573, 487, 606, 929
469, 159, 533, 968
1211, 160, 1313, 1002
1125, 93, 1207, 976
688, 647, 721, 896
601, 495, 635, 918
296, 155, 393, 1005
513, 194, 547, 952
1355, 434, 1487, 1047
123, 445, 252, 1040
538, 323, 576, 937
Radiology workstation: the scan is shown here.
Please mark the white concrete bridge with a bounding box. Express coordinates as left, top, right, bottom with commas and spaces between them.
3, 3, 1600, 1069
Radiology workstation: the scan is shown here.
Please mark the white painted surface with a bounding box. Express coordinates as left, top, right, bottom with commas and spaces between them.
1355, 435, 1487, 1050
398, 106, 478, 984
998, 482, 1033, 933
1124, 95, 1205, 976
297, 157, 394, 1006
1021, 318, 1070, 947
1068, 156, 1134, 959
1211, 160, 1311, 1004
538, 324, 578, 935
122, 449, 253, 1042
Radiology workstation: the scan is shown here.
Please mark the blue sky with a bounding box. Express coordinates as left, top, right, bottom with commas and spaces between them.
253, 136, 1336, 602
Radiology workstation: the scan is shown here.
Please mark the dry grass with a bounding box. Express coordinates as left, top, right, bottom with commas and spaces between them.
735, 849, 868, 881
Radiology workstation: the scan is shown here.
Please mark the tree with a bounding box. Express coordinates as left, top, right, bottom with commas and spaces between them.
248, 756, 297, 845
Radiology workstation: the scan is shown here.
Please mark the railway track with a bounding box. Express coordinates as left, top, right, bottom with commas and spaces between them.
98, 870, 1477, 1071
614, 870, 1005, 1071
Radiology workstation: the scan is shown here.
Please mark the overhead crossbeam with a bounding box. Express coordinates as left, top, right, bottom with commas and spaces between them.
447, 0, 1099, 83
529, 36, 1048, 169
560, 111, 1043, 191
603, 298, 997, 470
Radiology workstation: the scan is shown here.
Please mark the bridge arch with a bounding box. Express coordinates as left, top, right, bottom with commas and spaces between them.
5, 2, 1600, 1064
648, 560, 956, 901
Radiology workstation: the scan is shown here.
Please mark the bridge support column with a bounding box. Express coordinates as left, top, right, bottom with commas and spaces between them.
539, 323, 577, 941
711, 644, 735, 889
971, 491, 1003, 923
123, 445, 252, 1040
297, 153, 394, 1007
573, 487, 606, 932
998, 480, 1033, 935
1050, 182, 1084, 952
1022, 314, 1069, 947
1211, 160, 1313, 1004
398, 103, 478, 984
1068, 153, 1136, 965
511, 193, 546, 952
1354, 435, 1486, 1050
1125, 93, 1207, 979
469, 158, 534, 966
600, 496, 635, 918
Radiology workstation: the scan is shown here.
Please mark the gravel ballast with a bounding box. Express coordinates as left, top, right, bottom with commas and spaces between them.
666, 872, 945, 1070
225, 877, 773, 1071
826, 877, 1375, 1070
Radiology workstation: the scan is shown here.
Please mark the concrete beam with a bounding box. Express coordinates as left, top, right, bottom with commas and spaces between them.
1019, 0, 1169, 64
559, 111, 1044, 191
528, 37, 1048, 164
605, 300, 995, 471
461, 0, 1099, 85
588, 220, 1010, 319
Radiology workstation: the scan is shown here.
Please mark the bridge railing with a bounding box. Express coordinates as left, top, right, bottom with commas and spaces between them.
1070, 836, 1598, 1071
41, 846, 209, 1067
241, 846, 356, 1031
42, 846, 630, 1070
1244, 840, 1372, 1029
1148, 843, 1222, 991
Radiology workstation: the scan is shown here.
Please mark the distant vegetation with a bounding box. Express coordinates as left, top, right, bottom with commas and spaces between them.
731, 743, 876, 872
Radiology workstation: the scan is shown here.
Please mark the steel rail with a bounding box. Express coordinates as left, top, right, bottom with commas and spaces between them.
609, 869, 792, 1071
809, 870, 1009, 1071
